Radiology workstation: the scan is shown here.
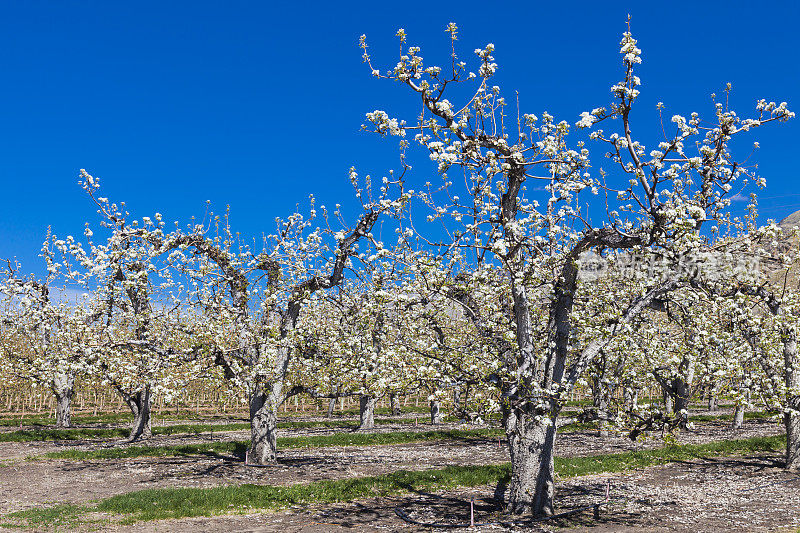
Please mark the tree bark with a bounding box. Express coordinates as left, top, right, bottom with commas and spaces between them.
663, 390, 674, 415
430, 399, 442, 424
248, 389, 278, 464
326, 397, 336, 418
731, 403, 745, 429
54, 389, 73, 428
127, 388, 152, 442
52, 372, 75, 428
673, 377, 692, 426
783, 326, 800, 471
707, 392, 718, 412
505, 409, 556, 517
389, 392, 401, 416
623, 387, 638, 412
358, 394, 375, 430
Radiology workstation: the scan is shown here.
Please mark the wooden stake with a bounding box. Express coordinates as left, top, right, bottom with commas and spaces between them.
470, 497, 475, 527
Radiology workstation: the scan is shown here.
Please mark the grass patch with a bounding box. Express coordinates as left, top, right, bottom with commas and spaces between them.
0, 422, 252, 443
689, 410, 777, 423
555, 434, 785, 477
0, 418, 481, 443
0, 427, 131, 442
39, 441, 246, 461
38, 428, 505, 461
0, 504, 90, 531
96, 463, 511, 521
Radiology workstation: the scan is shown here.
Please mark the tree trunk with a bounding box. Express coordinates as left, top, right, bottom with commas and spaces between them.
783, 326, 800, 471
623, 387, 638, 412
505, 409, 557, 517
326, 397, 336, 418
673, 379, 691, 427
358, 394, 375, 430
707, 392, 718, 412
54, 389, 73, 428
430, 399, 442, 424
389, 392, 401, 416
663, 390, 674, 415
127, 388, 152, 442
52, 373, 75, 428
248, 389, 278, 464
731, 403, 745, 429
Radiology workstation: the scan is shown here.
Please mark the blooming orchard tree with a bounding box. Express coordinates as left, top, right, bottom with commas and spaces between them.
88, 170, 409, 463
695, 223, 800, 470
58, 176, 204, 441
293, 287, 384, 429
0, 240, 98, 427
393, 258, 506, 423
360, 22, 793, 515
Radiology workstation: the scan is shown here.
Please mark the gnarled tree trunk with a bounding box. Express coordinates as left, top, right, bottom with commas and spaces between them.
663, 389, 674, 415
623, 386, 638, 412
783, 326, 800, 471
505, 407, 557, 517
54, 389, 74, 428
707, 390, 718, 412
430, 398, 442, 424
358, 394, 375, 430
248, 389, 278, 464
731, 403, 745, 429
389, 392, 401, 416
127, 388, 152, 442
52, 372, 75, 428
326, 397, 336, 418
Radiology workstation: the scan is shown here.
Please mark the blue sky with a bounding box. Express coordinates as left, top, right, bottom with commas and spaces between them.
1, 0, 797, 274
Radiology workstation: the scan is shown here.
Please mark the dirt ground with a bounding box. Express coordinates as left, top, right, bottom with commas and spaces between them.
0, 416, 797, 531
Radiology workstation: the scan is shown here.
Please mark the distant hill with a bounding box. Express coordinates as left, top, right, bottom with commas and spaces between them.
779, 210, 800, 232
764, 210, 800, 289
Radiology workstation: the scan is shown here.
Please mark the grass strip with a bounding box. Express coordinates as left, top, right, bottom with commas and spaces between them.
3, 408, 765, 445
689, 410, 775, 423
0, 423, 253, 443
555, 434, 784, 477
0, 427, 131, 442
0, 420, 383, 442
6, 434, 786, 527
38, 428, 506, 461
0, 418, 487, 443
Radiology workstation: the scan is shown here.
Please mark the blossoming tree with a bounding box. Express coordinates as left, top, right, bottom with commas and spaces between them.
359, 21, 793, 515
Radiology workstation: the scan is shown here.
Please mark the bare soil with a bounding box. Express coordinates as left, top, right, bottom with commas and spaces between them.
0, 415, 796, 532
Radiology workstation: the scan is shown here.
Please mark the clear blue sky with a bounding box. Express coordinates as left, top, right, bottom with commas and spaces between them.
1, 0, 797, 274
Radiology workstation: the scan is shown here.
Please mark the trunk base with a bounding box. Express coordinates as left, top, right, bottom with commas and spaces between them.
505, 412, 557, 517
248, 391, 278, 464
358, 395, 376, 430
127, 389, 152, 442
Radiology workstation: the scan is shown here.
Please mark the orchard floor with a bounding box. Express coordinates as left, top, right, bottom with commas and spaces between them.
0, 414, 798, 532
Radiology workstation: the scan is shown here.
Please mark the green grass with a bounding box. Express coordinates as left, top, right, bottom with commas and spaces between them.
555, 434, 785, 477
0, 427, 131, 442
38, 428, 506, 461
5, 433, 787, 528
0, 413, 135, 427
1, 408, 761, 446
0, 504, 91, 531
0, 417, 482, 443
38, 441, 246, 461
0, 411, 246, 427
0, 422, 253, 443
689, 410, 777, 423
